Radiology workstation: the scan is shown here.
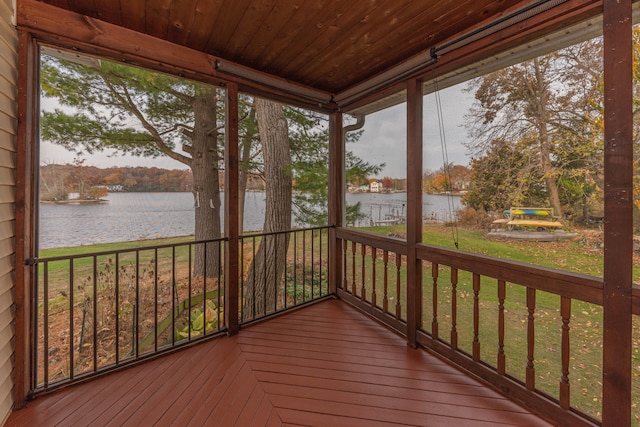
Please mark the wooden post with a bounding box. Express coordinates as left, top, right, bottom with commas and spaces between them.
14, 30, 39, 407
406, 78, 423, 347
328, 112, 344, 295
602, 0, 632, 425
224, 83, 240, 335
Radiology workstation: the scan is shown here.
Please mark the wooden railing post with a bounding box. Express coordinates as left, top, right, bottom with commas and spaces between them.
328, 111, 344, 295
602, 0, 633, 425
406, 78, 423, 347
559, 296, 571, 410
497, 280, 505, 375
224, 83, 239, 335
15, 29, 39, 406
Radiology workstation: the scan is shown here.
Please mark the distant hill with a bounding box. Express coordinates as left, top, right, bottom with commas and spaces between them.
39, 164, 265, 200
40, 164, 193, 199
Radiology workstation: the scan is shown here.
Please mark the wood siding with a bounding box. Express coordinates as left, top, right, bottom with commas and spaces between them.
0, 0, 16, 424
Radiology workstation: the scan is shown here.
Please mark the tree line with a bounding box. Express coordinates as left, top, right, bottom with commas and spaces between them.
462, 29, 640, 226
39, 162, 269, 201
40, 162, 193, 200
40, 53, 379, 318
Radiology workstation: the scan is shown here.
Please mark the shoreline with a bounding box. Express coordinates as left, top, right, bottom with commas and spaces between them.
40, 199, 108, 204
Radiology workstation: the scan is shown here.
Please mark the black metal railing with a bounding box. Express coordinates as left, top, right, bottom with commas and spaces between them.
32, 237, 226, 393
32, 226, 333, 393
239, 226, 331, 324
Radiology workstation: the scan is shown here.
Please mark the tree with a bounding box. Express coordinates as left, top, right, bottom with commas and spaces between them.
466, 56, 567, 216
243, 99, 292, 319
65, 158, 106, 200
467, 39, 602, 214
289, 112, 381, 226
40, 163, 69, 201
381, 177, 394, 190
41, 55, 222, 276
42, 58, 377, 314
463, 138, 547, 212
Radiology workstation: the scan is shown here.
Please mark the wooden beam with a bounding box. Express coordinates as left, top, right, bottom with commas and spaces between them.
14, 29, 39, 407
15, 0, 334, 113
602, 0, 633, 425
224, 83, 240, 336
406, 78, 423, 347
328, 112, 344, 295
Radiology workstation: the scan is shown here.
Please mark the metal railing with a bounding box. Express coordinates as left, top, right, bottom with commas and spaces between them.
239, 226, 331, 324
33, 237, 226, 393
32, 226, 333, 393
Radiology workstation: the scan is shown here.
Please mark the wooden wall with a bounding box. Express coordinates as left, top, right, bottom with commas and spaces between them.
0, 0, 16, 424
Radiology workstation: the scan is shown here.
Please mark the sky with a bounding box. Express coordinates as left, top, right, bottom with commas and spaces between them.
39, 83, 475, 178
352, 83, 474, 178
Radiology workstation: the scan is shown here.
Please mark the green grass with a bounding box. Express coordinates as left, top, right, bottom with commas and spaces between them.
360, 223, 609, 277
39, 236, 195, 258
36, 226, 639, 424
355, 223, 638, 424
38, 236, 201, 292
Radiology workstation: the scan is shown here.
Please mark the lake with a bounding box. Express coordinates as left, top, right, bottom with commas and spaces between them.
39, 192, 461, 249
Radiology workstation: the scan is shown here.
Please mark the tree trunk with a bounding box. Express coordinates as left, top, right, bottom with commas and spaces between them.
238, 107, 257, 236
192, 87, 222, 277
243, 99, 292, 320
534, 58, 563, 218
582, 193, 590, 224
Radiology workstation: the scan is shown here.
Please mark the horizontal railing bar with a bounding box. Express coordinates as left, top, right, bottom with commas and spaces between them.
336, 228, 408, 255
36, 237, 228, 263
417, 243, 603, 305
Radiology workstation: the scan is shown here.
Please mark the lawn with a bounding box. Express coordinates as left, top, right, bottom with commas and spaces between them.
37, 225, 639, 424
351, 223, 639, 423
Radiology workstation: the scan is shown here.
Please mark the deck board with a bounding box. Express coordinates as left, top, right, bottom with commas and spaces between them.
6, 299, 554, 426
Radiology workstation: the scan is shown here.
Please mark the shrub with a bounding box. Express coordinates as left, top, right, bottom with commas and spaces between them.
455, 207, 493, 230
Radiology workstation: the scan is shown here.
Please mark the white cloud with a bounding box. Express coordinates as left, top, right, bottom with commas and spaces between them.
39, 82, 475, 176
350, 83, 474, 178
40, 139, 186, 169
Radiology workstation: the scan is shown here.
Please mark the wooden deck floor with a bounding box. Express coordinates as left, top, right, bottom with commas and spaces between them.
7, 299, 554, 426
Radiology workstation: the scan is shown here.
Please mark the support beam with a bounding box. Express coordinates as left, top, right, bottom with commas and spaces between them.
224, 83, 240, 335
14, 30, 39, 407
406, 78, 423, 347
602, 0, 633, 425
16, 0, 334, 113
328, 112, 344, 295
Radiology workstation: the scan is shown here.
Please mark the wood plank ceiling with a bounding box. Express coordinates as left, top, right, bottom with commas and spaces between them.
36, 0, 565, 95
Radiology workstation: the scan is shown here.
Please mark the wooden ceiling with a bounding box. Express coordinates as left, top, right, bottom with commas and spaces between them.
17, 0, 605, 110
32, 1, 596, 94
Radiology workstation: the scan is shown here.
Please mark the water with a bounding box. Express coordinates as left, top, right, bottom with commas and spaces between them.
348, 192, 461, 227
39, 192, 461, 249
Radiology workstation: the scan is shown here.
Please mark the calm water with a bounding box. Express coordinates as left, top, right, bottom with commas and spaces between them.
39, 192, 461, 249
